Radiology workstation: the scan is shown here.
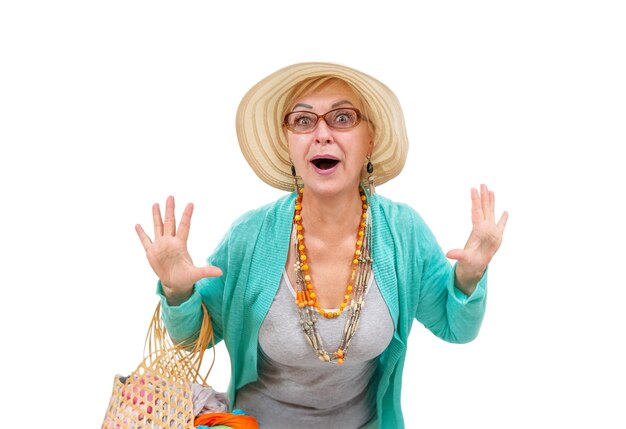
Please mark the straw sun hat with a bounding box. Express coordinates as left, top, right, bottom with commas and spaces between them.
236, 62, 409, 192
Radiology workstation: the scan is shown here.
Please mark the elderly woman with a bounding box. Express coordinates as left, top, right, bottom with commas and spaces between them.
136, 63, 508, 429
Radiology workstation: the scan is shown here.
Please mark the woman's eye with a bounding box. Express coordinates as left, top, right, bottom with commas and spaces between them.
296, 116, 312, 126
331, 111, 355, 125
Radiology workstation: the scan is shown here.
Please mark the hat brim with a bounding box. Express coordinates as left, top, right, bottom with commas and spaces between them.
236, 62, 409, 191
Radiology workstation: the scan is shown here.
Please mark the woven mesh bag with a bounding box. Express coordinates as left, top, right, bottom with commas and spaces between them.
102, 302, 215, 429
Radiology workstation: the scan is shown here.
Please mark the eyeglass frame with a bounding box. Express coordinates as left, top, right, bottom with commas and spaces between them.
282, 107, 365, 134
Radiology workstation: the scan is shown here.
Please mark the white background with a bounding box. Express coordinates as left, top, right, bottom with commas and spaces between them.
1, 1, 625, 427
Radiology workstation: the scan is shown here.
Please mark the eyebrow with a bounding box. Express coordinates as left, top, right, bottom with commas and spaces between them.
291, 100, 355, 111
331, 100, 355, 108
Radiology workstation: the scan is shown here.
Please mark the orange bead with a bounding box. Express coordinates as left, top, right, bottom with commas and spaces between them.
337, 358, 344, 365
300, 254, 306, 261
347, 285, 353, 293
301, 264, 308, 271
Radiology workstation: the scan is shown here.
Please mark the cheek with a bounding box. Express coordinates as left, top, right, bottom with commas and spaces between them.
364, 127, 374, 154
353, 131, 373, 159
287, 138, 306, 163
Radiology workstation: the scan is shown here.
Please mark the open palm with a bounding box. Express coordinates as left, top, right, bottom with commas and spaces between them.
446, 184, 508, 294
135, 196, 222, 305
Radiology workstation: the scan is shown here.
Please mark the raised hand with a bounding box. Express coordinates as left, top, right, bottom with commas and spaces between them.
446, 184, 508, 296
135, 196, 222, 305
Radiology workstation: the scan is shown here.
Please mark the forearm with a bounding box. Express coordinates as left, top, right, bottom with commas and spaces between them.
157, 280, 204, 344
417, 263, 488, 344
445, 268, 488, 343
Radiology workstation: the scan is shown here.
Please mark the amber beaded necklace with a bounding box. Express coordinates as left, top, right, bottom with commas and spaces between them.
291, 187, 373, 364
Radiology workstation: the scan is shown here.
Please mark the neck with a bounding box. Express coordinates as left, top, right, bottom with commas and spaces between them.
299, 186, 364, 240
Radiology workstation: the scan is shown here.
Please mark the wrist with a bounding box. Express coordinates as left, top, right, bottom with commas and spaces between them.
162, 283, 194, 307
454, 265, 486, 296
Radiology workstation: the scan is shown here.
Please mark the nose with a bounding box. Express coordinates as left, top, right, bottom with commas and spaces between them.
313, 118, 333, 145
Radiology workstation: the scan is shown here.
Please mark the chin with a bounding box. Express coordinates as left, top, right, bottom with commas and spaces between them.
300, 177, 361, 197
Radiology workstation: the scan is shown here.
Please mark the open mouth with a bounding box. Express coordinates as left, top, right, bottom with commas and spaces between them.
311, 158, 340, 170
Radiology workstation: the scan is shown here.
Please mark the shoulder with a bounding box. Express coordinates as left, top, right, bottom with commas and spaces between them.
371, 193, 440, 256
209, 193, 295, 261
228, 193, 296, 234
372, 193, 429, 232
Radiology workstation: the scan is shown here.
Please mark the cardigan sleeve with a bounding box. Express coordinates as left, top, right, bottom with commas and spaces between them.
412, 209, 487, 344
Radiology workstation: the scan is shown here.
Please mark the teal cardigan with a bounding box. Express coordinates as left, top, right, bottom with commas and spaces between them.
159, 192, 487, 428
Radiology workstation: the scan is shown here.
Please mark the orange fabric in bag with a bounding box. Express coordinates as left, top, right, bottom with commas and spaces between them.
194, 412, 260, 428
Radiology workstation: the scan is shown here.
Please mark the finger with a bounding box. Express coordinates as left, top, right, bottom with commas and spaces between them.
163, 195, 176, 236
470, 187, 483, 225
178, 203, 194, 243
497, 211, 509, 233
135, 224, 153, 251
152, 203, 164, 237
486, 190, 496, 222
480, 184, 489, 221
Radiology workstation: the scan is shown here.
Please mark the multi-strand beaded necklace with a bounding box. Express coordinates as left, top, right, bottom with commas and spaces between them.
291, 187, 373, 364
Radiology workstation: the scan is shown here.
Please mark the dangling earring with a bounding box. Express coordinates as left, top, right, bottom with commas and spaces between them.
291, 163, 300, 194
366, 156, 375, 195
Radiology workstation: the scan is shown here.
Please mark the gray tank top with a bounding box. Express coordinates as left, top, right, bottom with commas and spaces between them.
235, 271, 394, 429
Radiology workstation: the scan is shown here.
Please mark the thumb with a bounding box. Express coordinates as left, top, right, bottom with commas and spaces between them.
446, 249, 465, 261
191, 265, 223, 283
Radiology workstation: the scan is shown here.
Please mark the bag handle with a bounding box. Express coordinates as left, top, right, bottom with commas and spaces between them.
140, 302, 215, 387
